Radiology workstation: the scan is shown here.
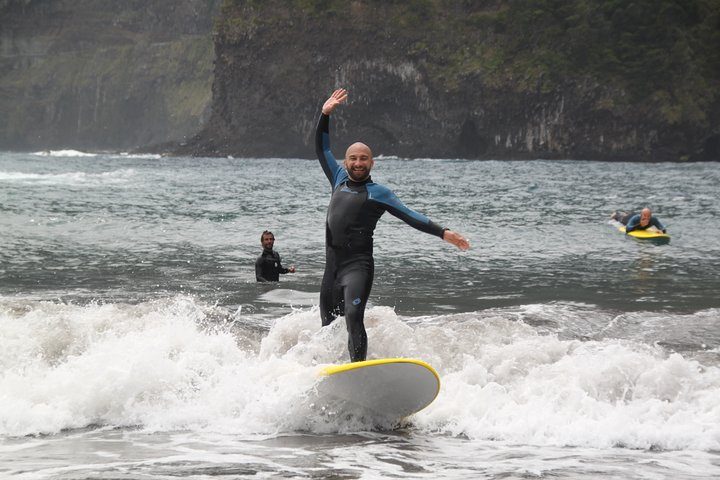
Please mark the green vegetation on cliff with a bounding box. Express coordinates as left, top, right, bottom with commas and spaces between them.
218, 0, 720, 132
0, 0, 219, 150
495, 0, 720, 128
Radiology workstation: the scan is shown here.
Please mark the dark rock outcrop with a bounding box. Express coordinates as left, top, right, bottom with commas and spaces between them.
2, 0, 717, 161
182, 0, 720, 161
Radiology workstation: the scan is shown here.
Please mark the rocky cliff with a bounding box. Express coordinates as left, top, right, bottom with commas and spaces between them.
0, 0, 219, 151
183, 0, 720, 161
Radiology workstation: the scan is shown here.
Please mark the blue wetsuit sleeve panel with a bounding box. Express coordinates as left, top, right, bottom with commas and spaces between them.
650, 217, 666, 232
625, 214, 641, 233
315, 114, 343, 187
368, 184, 446, 238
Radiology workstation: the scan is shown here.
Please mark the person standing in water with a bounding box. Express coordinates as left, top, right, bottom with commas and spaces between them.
255, 230, 296, 282
315, 88, 470, 362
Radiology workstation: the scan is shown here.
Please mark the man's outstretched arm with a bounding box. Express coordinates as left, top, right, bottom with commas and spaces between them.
276, 254, 294, 274
625, 215, 640, 233
650, 217, 667, 233
315, 89, 348, 186
369, 184, 470, 251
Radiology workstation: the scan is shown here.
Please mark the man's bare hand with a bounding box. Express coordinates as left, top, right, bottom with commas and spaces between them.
443, 230, 470, 251
322, 88, 348, 115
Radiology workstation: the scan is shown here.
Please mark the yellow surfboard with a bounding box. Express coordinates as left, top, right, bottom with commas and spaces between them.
617, 224, 670, 243
316, 358, 440, 419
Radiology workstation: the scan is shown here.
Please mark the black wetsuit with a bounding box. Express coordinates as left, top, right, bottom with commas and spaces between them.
611, 211, 636, 225
626, 214, 666, 233
315, 113, 446, 362
255, 249, 289, 282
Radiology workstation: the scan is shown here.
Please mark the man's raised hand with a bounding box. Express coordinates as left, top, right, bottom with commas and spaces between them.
322, 89, 348, 115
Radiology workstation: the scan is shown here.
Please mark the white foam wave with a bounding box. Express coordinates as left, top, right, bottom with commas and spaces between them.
115, 152, 163, 159
258, 289, 318, 306
0, 169, 135, 185
32, 150, 97, 157
1, 298, 718, 450
0, 296, 320, 437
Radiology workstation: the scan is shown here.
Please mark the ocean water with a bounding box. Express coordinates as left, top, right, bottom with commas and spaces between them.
1, 150, 719, 479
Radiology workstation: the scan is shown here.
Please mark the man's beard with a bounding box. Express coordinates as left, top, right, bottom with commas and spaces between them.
348, 168, 369, 181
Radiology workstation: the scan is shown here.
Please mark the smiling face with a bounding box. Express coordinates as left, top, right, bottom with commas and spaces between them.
344, 142, 374, 181
640, 208, 652, 227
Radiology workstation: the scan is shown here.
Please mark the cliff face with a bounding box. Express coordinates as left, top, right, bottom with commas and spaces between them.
186, 0, 720, 161
0, 0, 220, 151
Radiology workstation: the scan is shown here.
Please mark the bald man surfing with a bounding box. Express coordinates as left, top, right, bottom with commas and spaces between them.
611, 207, 667, 234
315, 88, 469, 362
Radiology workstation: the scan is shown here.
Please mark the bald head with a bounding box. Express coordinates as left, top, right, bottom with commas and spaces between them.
346, 142, 372, 159
344, 142, 374, 181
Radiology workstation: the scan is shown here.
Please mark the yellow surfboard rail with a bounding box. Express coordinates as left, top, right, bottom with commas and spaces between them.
617, 224, 670, 240
320, 357, 439, 379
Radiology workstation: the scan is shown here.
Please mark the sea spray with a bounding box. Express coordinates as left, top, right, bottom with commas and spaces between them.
1, 296, 719, 451
0, 297, 246, 435
411, 316, 720, 450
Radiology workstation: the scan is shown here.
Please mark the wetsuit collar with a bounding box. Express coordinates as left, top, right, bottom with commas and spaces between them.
347, 175, 372, 187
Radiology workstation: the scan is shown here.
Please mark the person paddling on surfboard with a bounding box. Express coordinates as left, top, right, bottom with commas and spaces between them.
315, 88, 470, 362
612, 207, 667, 234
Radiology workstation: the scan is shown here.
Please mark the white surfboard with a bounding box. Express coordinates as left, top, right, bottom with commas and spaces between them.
315, 358, 440, 420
